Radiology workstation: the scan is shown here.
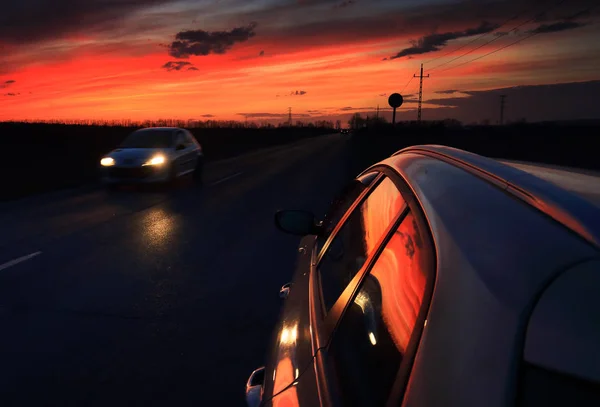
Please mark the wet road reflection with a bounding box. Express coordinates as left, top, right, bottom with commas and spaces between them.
140, 207, 180, 250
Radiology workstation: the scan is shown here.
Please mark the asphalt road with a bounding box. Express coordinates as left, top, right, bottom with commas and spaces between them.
0, 133, 353, 407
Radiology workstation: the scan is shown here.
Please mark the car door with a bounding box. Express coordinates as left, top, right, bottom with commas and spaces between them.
312, 169, 436, 407
259, 172, 380, 407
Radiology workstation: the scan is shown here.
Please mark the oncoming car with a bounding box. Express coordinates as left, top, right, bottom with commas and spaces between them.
99, 127, 204, 186
246, 145, 600, 407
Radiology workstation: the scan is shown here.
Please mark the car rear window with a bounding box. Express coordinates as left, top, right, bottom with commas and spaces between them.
119, 130, 174, 148
517, 362, 600, 407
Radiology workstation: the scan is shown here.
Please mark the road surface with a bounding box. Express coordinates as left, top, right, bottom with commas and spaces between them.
0, 134, 352, 407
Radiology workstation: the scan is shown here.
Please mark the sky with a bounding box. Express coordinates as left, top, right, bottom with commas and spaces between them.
1, 0, 599, 124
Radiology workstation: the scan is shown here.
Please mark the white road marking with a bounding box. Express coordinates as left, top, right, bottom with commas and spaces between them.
210, 172, 244, 186
0, 251, 42, 272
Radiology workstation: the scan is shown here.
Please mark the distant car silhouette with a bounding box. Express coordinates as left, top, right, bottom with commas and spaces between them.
246, 145, 600, 407
99, 127, 204, 187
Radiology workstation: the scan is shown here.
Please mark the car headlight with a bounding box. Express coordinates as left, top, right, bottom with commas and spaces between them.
100, 157, 115, 167
143, 155, 166, 166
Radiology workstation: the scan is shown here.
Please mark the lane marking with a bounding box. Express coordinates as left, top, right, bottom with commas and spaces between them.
210, 172, 244, 186
0, 251, 42, 272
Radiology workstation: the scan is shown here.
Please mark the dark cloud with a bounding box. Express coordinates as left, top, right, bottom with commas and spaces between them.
379, 93, 387, 96
162, 61, 193, 71
201, 114, 215, 118
1, 79, 16, 89
340, 106, 354, 111
187, 66, 199, 71
565, 9, 592, 21
4, 93, 18, 96
334, 0, 356, 8
435, 89, 460, 94
169, 22, 258, 59
389, 21, 498, 60
259, 50, 265, 56
238, 113, 286, 118
291, 90, 307, 96
529, 21, 587, 35
237, 112, 310, 118
0, 0, 174, 44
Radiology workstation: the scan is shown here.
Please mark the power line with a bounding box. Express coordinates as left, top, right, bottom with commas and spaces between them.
437, 31, 539, 73
400, 76, 415, 93
436, 3, 596, 74
423, 10, 526, 66
427, 0, 568, 73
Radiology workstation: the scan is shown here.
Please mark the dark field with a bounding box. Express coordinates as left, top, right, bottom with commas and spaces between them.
347, 122, 600, 175
0, 123, 334, 201
2, 121, 599, 201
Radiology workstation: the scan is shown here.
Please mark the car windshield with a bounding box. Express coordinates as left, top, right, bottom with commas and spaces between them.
119, 130, 173, 148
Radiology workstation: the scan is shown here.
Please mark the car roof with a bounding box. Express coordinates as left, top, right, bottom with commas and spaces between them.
390, 145, 600, 249
500, 160, 600, 208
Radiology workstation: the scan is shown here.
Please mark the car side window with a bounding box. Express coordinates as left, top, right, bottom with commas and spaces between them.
316, 173, 379, 255
318, 177, 406, 314
175, 131, 185, 147
327, 210, 433, 407
316, 179, 370, 255
184, 132, 195, 146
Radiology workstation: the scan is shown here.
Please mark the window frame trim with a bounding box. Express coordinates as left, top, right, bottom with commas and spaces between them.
315, 172, 384, 266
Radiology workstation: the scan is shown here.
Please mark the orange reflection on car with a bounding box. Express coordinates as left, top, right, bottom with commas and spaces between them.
371, 213, 427, 353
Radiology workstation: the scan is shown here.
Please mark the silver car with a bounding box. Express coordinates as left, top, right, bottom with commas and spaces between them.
99, 127, 204, 186
247, 145, 600, 407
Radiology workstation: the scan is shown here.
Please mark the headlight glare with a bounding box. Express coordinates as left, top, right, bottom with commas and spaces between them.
143, 155, 166, 166
100, 157, 115, 167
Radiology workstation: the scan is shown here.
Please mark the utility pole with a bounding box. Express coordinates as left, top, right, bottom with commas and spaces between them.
499, 95, 507, 125
376, 104, 380, 119
288, 107, 292, 126
414, 63, 430, 123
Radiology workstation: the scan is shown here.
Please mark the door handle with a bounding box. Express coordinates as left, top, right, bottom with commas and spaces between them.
279, 283, 291, 299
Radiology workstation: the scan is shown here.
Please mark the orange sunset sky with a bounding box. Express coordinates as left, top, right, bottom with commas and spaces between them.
1, 0, 599, 124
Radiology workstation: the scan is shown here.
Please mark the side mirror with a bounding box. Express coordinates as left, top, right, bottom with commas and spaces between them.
245, 366, 265, 407
274, 210, 320, 236
176, 144, 185, 151
279, 283, 291, 299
